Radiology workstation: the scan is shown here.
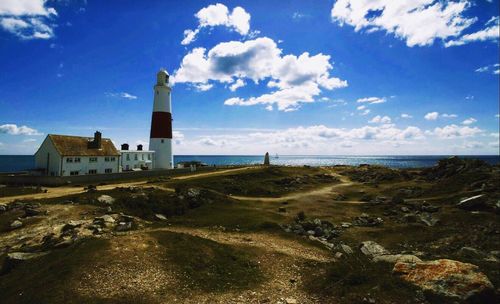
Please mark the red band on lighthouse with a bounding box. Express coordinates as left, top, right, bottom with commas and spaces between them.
150, 112, 172, 138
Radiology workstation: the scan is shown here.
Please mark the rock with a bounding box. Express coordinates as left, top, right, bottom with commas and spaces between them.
24, 207, 41, 217
458, 247, 487, 259
186, 188, 201, 198
419, 213, 439, 227
341, 222, 352, 228
1, 252, 49, 274
393, 259, 494, 301
456, 194, 487, 211
340, 244, 353, 254
373, 254, 422, 264
101, 214, 115, 224
155, 214, 167, 221
420, 202, 440, 213
120, 214, 135, 222
314, 226, 324, 237
334, 252, 343, 259
401, 206, 410, 213
115, 221, 132, 232
353, 214, 383, 227
284, 298, 297, 304
0, 203, 8, 212
10, 220, 23, 229
62, 220, 84, 232
97, 195, 115, 205
403, 214, 418, 223
359, 241, 389, 257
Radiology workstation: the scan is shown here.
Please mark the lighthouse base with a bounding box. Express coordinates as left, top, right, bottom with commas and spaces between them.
149, 138, 173, 169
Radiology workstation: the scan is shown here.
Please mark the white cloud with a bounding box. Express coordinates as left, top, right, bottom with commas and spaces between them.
445, 16, 500, 47
331, 0, 477, 47
369, 115, 391, 124
194, 83, 213, 92
173, 37, 347, 111
0, 124, 42, 135
106, 92, 138, 100
462, 117, 477, 125
181, 3, 252, 45
401, 113, 412, 118
173, 131, 185, 145
360, 109, 370, 116
357, 105, 366, 110
441, 113, 458, 118
357, 96, 386, 104
431, 124, 482, 138
496, 114, 500, 118
229, 79, 245, 91
0, 0, 57, 40
265, 105, 273, 111
465, 95, 474, 100
424, 112, 439, 120
475, 63, 500, 75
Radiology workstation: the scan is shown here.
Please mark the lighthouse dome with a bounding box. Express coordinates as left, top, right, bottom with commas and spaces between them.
157, 69, 169, 85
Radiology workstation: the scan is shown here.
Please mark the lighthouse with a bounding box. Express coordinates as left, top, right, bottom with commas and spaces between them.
149, 69, 173, 169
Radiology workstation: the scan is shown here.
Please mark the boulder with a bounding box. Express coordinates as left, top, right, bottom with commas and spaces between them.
1, 252, 49, 274
340, 244, 353, 254
97, 195, 115, 205
456, 194, 487, 211
0, 203, 8, 212
155, 214, 167, 221
10, 220, 23, 229
373, 254, 422, 264
115, 221, 132, 232
359, 241, 389, 257
419, 213, 439, 227
393, 259, 494, 301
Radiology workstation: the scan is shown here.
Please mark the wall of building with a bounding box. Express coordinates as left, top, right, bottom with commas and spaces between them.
61, 156, 119, 176
120, 151, 154, 171
34, 136, 61, 176
0, 166, 232, 186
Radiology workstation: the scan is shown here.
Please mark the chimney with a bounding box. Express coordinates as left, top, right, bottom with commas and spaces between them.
121, 143, 129, 151
94, 131, 102, 149
137, 144, 143, 151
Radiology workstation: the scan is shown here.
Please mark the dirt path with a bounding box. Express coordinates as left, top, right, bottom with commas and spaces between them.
146, 226, 333, 262
0, 167, 253, 204
229, 180, 355, 202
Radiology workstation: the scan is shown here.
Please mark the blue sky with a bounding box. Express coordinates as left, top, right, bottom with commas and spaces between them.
0, 0, 499, 155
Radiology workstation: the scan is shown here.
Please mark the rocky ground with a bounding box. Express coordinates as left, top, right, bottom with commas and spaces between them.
0, 158, 499, 304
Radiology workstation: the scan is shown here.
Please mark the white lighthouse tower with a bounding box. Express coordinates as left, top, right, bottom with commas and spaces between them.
149, 69, 173, 169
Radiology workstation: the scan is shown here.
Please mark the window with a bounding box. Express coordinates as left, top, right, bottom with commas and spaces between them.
105, 168, 112, 173
110, 157, 116, 161
74, 157, 81, 163
88, 169, 97, 174
134, 154, 138, 160
161, 139, 164, 143
141, 154, 144, 160
126, 154, 130, 161
105, 157, 110, 162
70, 171, 79, 176
148, 154, 151, 160
89, 157, 97, 163
66, 157, 73, 163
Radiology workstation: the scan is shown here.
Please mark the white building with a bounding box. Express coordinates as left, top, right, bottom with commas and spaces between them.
34, 132, 120, 176
119, 144, 155, 171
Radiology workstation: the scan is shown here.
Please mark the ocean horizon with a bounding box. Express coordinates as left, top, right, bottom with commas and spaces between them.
0, 154, 498, 173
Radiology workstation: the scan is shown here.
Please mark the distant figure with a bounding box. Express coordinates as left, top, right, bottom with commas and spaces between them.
264, 152, 270, 166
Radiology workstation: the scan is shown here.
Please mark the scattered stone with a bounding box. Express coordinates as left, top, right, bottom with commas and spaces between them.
334, 252, 343, 259
115, 221, 132, 232
155, 214, 167, 221
400, 206, 410, 213
0, 203, 8, 212
97, 195, 115, 205
352, 214, 383, 227
24, 207, 41, 217
1, 252, 49, 274
393, 259, 494, 301
419, 212, 439, 227
341, 222, 352, 228
457, 195, 487, 211
373, 254, 422, 264
284, 298, 297, 304
359, 241, 389, 257
340, 244, 353, 254
10, 220, 23, 229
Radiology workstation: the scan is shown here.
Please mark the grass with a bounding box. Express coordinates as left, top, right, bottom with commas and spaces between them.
302, 252, 419, 304
163, 166, 339, 197
151, 230, 265, 293
0, 185, 43, 198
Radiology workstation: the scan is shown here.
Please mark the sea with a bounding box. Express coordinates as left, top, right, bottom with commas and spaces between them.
0, 155, 498, 173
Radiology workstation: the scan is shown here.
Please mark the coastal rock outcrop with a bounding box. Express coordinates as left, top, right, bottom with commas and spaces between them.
393, 259, 494, 302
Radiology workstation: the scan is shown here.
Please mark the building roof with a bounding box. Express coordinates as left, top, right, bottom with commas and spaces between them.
48, 134, 120, 156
